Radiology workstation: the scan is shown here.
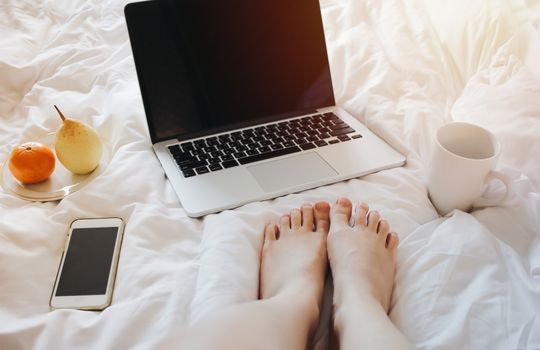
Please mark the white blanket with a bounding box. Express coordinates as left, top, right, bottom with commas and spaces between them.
1, 1, 539, 349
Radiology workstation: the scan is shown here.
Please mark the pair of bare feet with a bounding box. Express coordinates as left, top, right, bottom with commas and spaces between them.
181, 197, 411, 350
260, 197, 410, 349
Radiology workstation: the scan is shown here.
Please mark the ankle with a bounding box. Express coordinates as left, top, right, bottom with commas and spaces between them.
333, 291, 386, 335
333, 277, 371, 306
270, 287, 321, 325
333, 272, 391, 310
278, 285, 320, 310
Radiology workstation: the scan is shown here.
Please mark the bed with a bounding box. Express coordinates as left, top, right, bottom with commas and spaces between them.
1, 0, 539, 349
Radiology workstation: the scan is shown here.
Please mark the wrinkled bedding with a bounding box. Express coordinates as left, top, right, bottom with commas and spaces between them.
1, 0, 539, 349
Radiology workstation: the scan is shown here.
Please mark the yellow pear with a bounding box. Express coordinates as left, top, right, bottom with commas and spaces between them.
54, 105, 103, 174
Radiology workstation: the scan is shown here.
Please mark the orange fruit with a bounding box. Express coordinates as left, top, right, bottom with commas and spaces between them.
9, 142, 56, 184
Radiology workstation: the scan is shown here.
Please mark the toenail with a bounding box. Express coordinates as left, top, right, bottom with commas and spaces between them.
369, 211, 379, 217
337, 197, 349, 204
315, 202, 328, 211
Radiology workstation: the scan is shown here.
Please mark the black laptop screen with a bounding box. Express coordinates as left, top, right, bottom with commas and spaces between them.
125, 0, 335, 142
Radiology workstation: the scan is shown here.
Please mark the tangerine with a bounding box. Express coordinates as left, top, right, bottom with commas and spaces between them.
9, 142, 56, 184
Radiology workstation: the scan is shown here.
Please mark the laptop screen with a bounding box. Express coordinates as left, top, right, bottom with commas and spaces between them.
125, 0, 335, 142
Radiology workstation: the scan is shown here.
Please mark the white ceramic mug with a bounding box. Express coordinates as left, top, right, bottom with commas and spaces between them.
427, 122, 511, 216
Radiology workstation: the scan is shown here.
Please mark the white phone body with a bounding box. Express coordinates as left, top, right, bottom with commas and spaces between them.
50, 217, 124, 310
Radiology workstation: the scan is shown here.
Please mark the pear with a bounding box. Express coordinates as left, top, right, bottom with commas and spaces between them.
54, 105, 103, 174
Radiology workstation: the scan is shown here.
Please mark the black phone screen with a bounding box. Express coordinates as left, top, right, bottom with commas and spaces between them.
55, 227, 119, 296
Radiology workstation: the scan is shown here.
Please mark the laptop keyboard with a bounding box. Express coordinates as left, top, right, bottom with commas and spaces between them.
168, 112, 363, 178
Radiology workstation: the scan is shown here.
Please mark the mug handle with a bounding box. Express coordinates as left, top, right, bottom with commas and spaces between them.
473, 170, 512, 208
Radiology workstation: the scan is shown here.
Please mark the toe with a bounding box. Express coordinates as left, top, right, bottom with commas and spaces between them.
354, 202, 369, 227
386, 232, 399, 251
367, 211, 380, 232
331, 197, 352, 228
378, 220, 390, 237
314, 201, 330, 234
291, 208, 302, 230
264, 223, 279, 241
280, 214, 291, 233
301, 204, 314, 230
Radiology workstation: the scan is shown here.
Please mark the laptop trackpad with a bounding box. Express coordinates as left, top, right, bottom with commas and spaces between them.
247, 152, 338, 193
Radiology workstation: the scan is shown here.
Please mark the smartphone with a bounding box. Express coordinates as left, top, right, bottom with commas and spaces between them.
50, 217, 124, 310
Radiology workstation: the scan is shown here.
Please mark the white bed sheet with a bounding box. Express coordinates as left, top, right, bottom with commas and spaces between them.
1, 0, 539, 349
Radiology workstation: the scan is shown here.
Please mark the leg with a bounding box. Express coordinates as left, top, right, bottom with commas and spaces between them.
180, 202, 331, 350
328, 198, 413, 350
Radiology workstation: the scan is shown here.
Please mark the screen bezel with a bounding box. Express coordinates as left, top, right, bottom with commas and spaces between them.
124, 0, 336, 144
49, 217, 124, 310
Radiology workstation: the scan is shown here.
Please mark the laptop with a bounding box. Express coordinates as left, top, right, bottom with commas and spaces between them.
124, 0, 405, 217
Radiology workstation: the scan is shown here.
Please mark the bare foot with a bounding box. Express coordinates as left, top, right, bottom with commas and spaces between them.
327, 199, 411, 350
260, 201, 330, 312
327, 197, 398, 313
176, 203, 332, 350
